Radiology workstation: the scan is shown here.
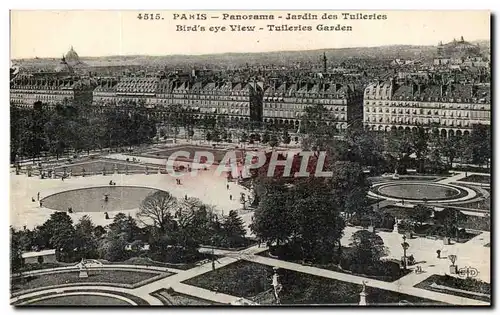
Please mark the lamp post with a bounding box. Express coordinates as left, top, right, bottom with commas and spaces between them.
401, 235, 410, 270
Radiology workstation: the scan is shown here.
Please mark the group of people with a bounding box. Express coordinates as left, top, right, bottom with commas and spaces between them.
109, 180, 116, 186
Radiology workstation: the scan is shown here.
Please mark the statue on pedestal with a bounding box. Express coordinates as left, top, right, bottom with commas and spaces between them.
271, 267, 282, 305
78, 259, 89, 278
359, 281, 368, 306
393, 218, 400, 234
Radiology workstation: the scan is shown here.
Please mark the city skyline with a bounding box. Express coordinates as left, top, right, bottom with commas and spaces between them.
10, 10, 490, 59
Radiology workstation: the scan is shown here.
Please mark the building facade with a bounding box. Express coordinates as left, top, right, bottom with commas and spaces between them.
262, 81, 363, 131
363, 78, 490, 137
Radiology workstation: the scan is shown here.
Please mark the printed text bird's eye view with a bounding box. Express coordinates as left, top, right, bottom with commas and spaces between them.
9, 10, 491, 307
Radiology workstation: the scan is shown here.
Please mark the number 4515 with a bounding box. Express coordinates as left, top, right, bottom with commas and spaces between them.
137, 13, 162, 20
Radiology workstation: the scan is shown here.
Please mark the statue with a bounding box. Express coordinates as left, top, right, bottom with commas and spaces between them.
393, 218, 399, 234
104, 194, 109, 202
359, 281, 368, 306
78, 259, 89, 278
271, 267, 282, 305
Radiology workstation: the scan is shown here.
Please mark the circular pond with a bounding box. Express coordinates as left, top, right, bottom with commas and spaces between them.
372, 182, 469, 201
27, 294, 132, 306
41, 186, 162, 213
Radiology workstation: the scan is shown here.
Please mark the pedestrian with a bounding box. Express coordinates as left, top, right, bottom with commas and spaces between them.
229, 195, 232, 201
37, 192, 40, 201
31, 197, 35, 202
39, 200, 43, 207
185, 194, 188, 200
436, 249, 441, 259
227, 184, 229, 190
212, 260, 215, 271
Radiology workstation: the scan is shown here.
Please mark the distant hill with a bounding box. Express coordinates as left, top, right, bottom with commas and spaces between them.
13, 41, 490, 69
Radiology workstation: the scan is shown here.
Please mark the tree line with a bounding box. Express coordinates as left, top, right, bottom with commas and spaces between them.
10, 191, 247, 273
10, 102, 157, 163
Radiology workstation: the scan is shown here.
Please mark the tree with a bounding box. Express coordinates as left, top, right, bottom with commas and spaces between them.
221, 210, 247, 248
347, 230, 387, 269
38, 212, 76, 262
469, 124, 491, 167
327, 161, 371, 218
439, 136, 461, 168
98, 230, 129, 262
409, 204, 432, 226
268, 134, 279, 148
250, 182, 294, 246
74, 215, 98, 259
410, 126, 429, 173
282, 130, 291, 147
137, 191, 178, 231
10, 227, 24, 273
251, 180, 345, 262
262, 132, 270, 144
434, 208, 468, 241
109, 213, 140, 242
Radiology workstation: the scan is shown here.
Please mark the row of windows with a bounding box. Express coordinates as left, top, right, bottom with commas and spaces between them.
363, 117, 472, 127
364, 101, 488, 109
365, 96, 489, 104
11, 90, 73, 95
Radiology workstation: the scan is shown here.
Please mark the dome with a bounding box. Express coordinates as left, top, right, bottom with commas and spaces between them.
65, 46, 80, 63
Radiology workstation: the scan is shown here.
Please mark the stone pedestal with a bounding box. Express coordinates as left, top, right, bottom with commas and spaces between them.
359, 291, 367, 306
449, 265, 458, 274
79, 270, 89, 278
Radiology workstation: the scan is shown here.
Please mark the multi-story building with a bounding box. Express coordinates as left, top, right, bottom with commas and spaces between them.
262, 81, 363, 131
11, 53, 96, 109
363, 78, 490, 137
92, 77, 119, 107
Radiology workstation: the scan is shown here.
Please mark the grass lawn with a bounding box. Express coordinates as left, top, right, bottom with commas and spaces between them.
256, 248, 410, 282
380, 205, 490, 233
457, 175, 490, 184
11, 269, 162, 293
414, 274, 490, 303
183, 260, 444, 305
136, 145, 245, 163
152, 289, 222, 305
16, 289, 150, 306
105, 254, 222, 271
53, 159, 146, 175
26, 295, 131, 306
456, 197, 491, 211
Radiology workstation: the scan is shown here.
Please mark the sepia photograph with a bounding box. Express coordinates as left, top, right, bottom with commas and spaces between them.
9, 9, 491, 307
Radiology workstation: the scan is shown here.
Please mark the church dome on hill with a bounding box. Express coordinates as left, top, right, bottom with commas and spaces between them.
437, 36, 481, 58
65, 46, 80, 63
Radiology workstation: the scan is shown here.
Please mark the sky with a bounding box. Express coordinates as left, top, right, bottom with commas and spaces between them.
10, 10, 490, 59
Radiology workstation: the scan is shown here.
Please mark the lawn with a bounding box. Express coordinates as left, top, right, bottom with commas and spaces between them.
456, 197, 491, 211
53, 159, 146, 175
380, 205, 490, 233
256, 247, 410, 282
415, 274, 491, 303
26, 295, 131, 306
457, 175, 490, 185
183, 260, 444, 305
135, 145, 245, 163
15, 289, 150, 306
152, 289, 221, 305
11, 269, 162, 293
107, 257, 206, 271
